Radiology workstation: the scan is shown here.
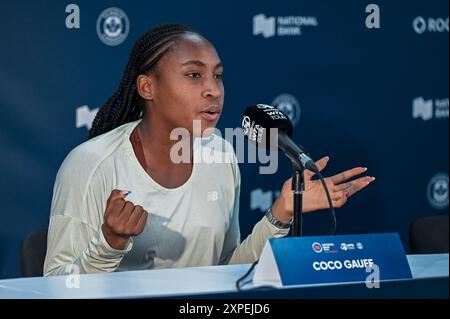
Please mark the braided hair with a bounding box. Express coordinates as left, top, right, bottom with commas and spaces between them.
89, 24, 198, 139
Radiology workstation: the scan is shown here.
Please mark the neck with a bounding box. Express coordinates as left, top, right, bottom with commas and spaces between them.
137, 115, 193, 165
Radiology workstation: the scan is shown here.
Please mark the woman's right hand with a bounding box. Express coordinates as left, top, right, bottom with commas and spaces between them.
101, 190, 148, 250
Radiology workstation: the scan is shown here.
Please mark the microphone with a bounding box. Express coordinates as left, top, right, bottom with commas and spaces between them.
241, 104, 318, 172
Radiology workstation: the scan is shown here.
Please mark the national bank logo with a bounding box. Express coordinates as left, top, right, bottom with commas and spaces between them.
413, 97, 433, 121
413, 16, 449, 34
412, 97, 449, 121
253, 14, 276, 38
250, 188, 280, 212
76, 105, 99, 130
97, 7, 130, 46
253, 13, 319, 38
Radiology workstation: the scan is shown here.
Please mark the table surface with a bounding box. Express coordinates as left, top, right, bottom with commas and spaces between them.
0, 254, 448, 299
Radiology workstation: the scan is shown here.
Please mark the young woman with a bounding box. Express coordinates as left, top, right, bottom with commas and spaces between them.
44, 24, 374, 276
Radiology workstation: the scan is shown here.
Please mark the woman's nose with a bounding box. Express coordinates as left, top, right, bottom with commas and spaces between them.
202, 77, 222, 99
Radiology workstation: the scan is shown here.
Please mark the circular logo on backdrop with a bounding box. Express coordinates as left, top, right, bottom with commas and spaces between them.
96, 7, 129, 46
271, 94, 301, 127
413, 16, 427, 34
427, 173, 449, 209
312, 242, 322, 253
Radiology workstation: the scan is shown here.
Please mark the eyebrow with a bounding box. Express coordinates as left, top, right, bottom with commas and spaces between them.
180, 60, 223, 69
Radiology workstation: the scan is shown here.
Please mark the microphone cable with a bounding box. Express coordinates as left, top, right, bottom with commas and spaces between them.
314, 169, 337, 236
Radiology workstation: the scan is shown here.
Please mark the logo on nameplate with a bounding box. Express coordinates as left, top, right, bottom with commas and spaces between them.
312, 242, 337, 253
340, 243, 356, 251
312, 242, 322, 253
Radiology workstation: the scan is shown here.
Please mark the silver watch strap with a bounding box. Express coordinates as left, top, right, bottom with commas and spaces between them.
265, 208, 292, 229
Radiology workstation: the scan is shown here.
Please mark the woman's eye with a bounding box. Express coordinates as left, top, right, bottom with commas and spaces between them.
186, 73, 201, 79
214, 73, 223, 80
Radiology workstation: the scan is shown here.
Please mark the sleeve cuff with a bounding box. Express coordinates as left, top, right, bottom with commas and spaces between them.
261, 215, 290, 237
96, 227, 134, 257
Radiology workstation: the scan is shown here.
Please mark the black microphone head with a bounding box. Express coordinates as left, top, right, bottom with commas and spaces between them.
241, 104, 293, 150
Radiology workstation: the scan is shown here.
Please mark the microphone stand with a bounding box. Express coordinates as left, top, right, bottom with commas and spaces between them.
291, 162, 305, 237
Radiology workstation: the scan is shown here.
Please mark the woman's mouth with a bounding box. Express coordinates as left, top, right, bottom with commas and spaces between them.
200, 111, 220, 121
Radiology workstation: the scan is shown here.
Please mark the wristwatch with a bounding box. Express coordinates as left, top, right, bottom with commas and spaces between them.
265, 208, 293, 229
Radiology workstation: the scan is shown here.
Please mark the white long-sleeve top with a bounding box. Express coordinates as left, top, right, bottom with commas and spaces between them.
44, 120, 288, 276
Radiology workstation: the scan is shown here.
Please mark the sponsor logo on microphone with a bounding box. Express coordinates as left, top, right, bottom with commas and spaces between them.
256, 104, 288, 121
241, 115, 265, 143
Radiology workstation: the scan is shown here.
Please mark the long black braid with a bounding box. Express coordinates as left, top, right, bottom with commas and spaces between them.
89, 24, 197, 139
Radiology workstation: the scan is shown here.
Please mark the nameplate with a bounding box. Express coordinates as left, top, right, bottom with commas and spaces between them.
253, 233, 412, 286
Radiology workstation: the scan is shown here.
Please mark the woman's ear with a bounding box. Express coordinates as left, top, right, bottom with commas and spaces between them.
137, 74, 154, 101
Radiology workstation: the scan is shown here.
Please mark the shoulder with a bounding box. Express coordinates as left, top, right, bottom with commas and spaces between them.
55, 121, 138, 188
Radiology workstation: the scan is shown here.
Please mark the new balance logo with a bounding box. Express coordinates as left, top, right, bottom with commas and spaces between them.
207, 191, 219, 202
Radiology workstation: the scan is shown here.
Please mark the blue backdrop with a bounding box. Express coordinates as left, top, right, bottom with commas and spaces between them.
0, 0, 448, 279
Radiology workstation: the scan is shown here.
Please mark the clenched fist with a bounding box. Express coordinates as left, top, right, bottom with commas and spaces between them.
101, 190, 148, 250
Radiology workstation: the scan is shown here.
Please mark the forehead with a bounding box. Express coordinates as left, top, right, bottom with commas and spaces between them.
161, 33, 221, 66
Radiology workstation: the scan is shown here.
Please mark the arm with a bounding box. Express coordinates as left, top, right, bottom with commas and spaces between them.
219, 156, 375, 265
44, 154, 147, 276
44, 214, 132, 276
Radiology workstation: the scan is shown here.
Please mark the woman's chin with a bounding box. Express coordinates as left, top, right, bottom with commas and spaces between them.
202, 126, 218, 137
183, 117, 220, 138
190, 120, 218, 137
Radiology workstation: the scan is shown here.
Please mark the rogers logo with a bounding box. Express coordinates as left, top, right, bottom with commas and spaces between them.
413, 16, 449, 34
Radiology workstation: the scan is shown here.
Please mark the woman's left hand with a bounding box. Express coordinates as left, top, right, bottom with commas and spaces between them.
271, 156, 376, 223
